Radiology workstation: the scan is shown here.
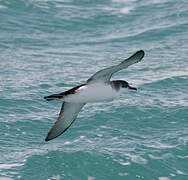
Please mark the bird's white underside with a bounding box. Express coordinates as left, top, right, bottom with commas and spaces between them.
63, 83, 122, 103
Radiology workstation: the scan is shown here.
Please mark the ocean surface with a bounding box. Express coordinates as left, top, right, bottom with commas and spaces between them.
0, 0, 188, 179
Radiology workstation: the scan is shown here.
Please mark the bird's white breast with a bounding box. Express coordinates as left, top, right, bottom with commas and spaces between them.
64, 83, 121, 103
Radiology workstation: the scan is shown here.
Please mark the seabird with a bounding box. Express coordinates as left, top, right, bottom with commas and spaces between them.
44, 50, 145, 141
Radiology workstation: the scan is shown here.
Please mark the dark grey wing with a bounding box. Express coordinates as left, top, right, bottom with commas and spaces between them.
45, 102, 85, 141
87, 50, 144, 84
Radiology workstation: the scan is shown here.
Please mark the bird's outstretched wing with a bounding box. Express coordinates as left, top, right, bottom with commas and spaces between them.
87, 50, 144, 84
45, 102, 85, 141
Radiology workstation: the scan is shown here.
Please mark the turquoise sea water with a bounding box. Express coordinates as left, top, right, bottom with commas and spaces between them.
0, 0, 188, 179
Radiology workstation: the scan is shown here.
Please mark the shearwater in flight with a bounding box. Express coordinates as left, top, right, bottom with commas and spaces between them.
44, 50, 145, 141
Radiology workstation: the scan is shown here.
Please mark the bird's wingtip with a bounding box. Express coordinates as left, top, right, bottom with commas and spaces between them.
45, 138, 49, 142
138, 50, 145, 57
45, 134, 51, 142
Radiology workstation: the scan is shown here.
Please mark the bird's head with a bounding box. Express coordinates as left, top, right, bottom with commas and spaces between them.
113, 80, 137, 91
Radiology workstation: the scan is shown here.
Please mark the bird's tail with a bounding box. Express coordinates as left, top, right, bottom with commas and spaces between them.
44, 94, 63, 101
128, 85, 137, 91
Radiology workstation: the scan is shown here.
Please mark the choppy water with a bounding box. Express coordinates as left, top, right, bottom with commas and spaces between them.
0, 0, 188, 179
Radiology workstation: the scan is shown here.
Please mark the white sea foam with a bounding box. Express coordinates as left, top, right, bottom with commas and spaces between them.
0, 177, 13, 180
130, 155, 147, 164
88, 176, 95, 180
112, 0, 137, 2
0, 163, 24, 170
120, 6, 134, 14
158, 177, 170, 180
0, 5, 7, 9
119, 172, 128, 176
176, 170, 185, 175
